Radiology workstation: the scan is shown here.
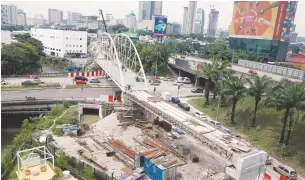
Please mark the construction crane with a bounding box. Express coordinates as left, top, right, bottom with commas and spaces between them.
99, 9, 108, 33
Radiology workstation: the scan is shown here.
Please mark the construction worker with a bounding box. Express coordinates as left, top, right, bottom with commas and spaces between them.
81, 87, 83, 92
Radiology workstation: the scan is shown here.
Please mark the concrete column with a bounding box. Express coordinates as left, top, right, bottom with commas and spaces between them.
179, 70, 181, 77
195, 77, 198, 87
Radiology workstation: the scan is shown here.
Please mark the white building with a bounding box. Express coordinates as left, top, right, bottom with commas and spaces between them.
17, 13, 26, 26
136, 20, 153, 31
30, 28, 87, 58
1, 30, 13, 44
67, 11, 82, 24
123, 11, 136, 29
1, 4, 17, 26
48, 9, 63, 24
27, 18, 46, 26
75, 16, 98, 30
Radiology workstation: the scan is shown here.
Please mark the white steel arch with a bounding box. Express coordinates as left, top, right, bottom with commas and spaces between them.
90, 32, 149, 92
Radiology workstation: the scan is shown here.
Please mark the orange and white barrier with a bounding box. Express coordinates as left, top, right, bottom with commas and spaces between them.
69, 71, 104, 77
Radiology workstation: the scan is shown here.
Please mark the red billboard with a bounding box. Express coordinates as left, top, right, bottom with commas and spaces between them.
230, 1, 288, 40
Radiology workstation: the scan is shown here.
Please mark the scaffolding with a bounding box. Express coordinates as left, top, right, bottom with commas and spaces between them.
16, 146, 54, 172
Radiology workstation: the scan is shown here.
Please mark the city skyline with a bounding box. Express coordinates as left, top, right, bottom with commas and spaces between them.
3, 1, 305, 36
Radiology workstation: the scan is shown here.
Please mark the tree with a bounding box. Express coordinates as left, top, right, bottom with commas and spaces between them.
265, 79, 305, 143
198, 58, 231, 105
13, 119, 33, 147
222, 76, 247, 123
292, 46, 300, 55
55, 152, 68, 169
246, 75, 271, 127
206, 40, 231, 60
83, 165, 94, 180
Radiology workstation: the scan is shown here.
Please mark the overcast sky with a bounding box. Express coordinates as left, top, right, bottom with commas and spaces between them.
3, 0, 305, 36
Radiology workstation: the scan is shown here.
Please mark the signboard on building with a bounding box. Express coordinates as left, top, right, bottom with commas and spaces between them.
280, 1, 298, 42
230, 1, 287, 40
153, 16, 168, 36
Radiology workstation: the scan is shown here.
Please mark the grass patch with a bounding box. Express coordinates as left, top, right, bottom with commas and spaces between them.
188, 97, 305, 176
56, 106, 78, 125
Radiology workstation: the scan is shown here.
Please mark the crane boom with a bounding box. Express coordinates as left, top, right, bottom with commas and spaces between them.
99, 9, 108, 33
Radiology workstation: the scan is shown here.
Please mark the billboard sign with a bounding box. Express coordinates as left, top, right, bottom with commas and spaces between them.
153, 16, 167, 36
280, 1, 298, 42
230, 1, 287, 40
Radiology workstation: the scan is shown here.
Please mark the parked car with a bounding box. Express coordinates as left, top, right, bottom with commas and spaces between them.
178, 103, 190, 111
22, 80, 38, 86
172, 81, 184, 86
248, 69, 257, 75
194, 112, 208, 119
191, 88, 203, 93
74, 76, 88, 82
89, 78, 100, 83
164, 77, 174, 81
1, 80, 8, 85
273, 165, 297, 180
75, 80, 87, 85
136, 76, 145, 82
150, 80, 161, 86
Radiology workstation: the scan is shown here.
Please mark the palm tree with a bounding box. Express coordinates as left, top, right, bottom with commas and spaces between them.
200, 58, 231, 105
246, 75, 271, 127
265, 79, 305, 143
222, 75, 247, 123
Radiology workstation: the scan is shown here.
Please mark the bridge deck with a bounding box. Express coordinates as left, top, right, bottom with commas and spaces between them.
126, 90, 255, 157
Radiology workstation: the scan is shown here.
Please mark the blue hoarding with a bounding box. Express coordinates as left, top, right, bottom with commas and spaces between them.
154, 16, 167, 37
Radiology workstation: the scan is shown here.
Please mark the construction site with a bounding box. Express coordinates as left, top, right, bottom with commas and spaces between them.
51, 94, 268, 180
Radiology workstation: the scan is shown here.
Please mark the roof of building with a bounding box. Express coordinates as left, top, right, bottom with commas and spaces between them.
128, 11, 136, 17
286, 54, 305, 64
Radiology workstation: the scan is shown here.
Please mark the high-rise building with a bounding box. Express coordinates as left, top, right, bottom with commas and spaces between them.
1, 4, 17, 26
182, 7, 188, 34
138, 1, 162, 21
75, 16, 98, 30
194, 8, 205, 34
186, 1, 197, 34
67, 12, 82, 24
17, 9, 26, 26
207, 7, 219, 36
167, 22, 181, 34
106, 14, 114, 21
48, 9, 63, 24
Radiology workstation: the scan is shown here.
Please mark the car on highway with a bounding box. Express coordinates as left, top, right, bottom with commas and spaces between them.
33, 79, 44, 84
178, 103, 190, 111
273, 165, 298, 179
74, 76, 88, 82
75, 80, 87, 85
1, 80, 8, 85
21, 80, 38, 86
172, 81, 184, 86
248, 69, 257, 75
164, 77, 174, 81
149, 80, 161, 86
89, 78, 100, 83
136, 76, 145, 82
194, 112, 208, 119
209, 120, 221, 127
191, 88, 203, 93
27, 75, 39, 79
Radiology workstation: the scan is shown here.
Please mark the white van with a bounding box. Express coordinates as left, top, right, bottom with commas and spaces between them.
194, 112, 208, 119
209, 120, 221, 127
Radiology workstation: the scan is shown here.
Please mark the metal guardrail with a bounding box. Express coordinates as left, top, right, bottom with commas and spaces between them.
2, 73, 68, 78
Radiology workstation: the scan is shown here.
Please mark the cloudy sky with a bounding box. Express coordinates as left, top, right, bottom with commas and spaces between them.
4, 0, 305, 36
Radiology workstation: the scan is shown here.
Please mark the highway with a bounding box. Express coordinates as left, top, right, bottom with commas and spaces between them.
171, 56, 304, 83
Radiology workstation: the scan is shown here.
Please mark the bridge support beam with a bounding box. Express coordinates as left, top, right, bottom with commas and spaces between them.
194, 76, 198, 87
178, 69, 181, 77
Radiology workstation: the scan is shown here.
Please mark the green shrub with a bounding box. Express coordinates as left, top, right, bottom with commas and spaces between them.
53, 128, 64, 136
51, 106, 65, 117
56, 152, 68, 169
83, 165, 94, 180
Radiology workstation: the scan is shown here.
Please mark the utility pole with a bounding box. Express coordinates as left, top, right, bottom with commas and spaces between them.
215, 73, 223, 122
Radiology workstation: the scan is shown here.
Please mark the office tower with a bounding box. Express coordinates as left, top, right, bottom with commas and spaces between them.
194, 8, 205, 34
48, 9, 63, 24
138, 1, 163, 21
182, 7, 188, 34
1, 4, 17, 25
186, 1, 197, 34
17, 9, 26, 26
207, 7, 219, 36
67, 12, 82, 24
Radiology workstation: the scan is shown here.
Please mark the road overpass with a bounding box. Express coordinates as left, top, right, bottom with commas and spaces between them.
169, 55, 303, 83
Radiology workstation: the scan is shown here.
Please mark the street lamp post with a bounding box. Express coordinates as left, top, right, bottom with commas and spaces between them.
111, 169, 115, 180
177, 85, 180, 98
